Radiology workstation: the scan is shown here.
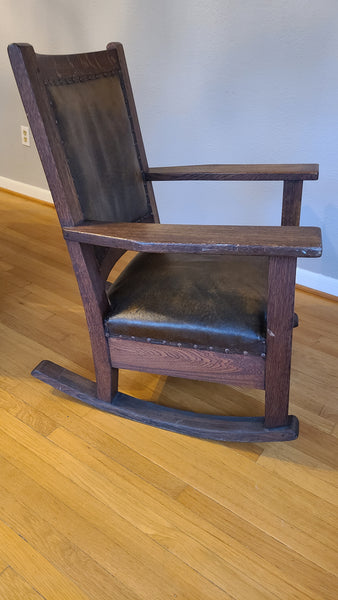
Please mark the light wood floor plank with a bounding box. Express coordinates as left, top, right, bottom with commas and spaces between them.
178, 486, 338, 600
0, 387, 57, 436
0, 427, 231, 600
0, 568, 46, 600
0, 521, 91, 600
47, 425, 334, 600
8, 408, 285, 600
84, 412, 338, 573
0, 190, 337, 599
0, 559, 8, 576
0, 483, 139, 600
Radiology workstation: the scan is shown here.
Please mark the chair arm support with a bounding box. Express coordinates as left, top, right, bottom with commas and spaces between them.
63, 223, 322, 258
145, 164, 319, 181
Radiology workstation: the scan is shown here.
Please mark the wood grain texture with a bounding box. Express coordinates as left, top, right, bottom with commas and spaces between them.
281, 180, 303, 226
107, 42, 159, 223
265, 256, 297, 428
146, 164, 319, 181
0, 568, 45, 600
0, 191, 337, 600
66, 240, 117, 403
108, 338, 265, 388
63, 223, 322, 257
8, 44, 83, 227
0, 520, 91, 600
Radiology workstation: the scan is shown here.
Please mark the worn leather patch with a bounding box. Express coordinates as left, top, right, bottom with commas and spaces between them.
48, 75, 149, 222
105, 253, 269, 355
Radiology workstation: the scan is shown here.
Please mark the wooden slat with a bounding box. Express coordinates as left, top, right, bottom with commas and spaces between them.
63, 223, 322, 257
146, 163, 319, 181
109, 338, 265, 387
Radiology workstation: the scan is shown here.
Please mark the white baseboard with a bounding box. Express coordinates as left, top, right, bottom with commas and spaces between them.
0, 175, 53, 204
1, 176, 337, 296
296, 268, 337, 297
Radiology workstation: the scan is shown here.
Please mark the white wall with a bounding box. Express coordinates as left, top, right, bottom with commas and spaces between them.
1, 0, 337, 293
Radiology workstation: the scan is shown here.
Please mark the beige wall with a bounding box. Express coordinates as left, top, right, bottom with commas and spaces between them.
1, 0, 337, 292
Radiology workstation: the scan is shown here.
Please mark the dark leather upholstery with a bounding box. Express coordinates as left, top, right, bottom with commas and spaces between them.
105, 253, 269, 355
47, 74, 150, 223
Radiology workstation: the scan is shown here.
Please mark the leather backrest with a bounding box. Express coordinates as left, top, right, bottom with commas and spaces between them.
46, 73, 149, 223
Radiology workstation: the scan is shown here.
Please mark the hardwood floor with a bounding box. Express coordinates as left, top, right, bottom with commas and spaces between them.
0, 189, 337, 599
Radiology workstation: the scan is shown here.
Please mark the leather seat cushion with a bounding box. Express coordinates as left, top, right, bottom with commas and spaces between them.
105, 253, 269, 355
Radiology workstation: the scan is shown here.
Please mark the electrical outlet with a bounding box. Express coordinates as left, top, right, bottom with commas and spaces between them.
21, 125, 30, 147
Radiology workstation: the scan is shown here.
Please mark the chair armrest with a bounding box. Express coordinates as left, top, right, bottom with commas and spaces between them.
145, 164, 319, 181
63, 223, 322, 257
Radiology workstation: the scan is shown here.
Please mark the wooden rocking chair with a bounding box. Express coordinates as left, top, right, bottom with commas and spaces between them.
8, 42, 322, 442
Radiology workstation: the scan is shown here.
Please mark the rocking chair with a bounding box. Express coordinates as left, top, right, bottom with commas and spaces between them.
8, 42, 322, 442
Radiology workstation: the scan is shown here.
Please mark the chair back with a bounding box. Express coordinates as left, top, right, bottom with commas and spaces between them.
8, 43, 157, 226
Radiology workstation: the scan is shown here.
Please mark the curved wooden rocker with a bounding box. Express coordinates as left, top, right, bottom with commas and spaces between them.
8, 42, 322, 442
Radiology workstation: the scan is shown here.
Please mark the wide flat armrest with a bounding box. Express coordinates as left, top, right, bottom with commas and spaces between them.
146, 164, 319, 181
63, 223, 322, 257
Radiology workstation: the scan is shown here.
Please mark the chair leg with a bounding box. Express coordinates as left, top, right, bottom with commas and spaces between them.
264, 256, 298, 431
96, 364, 118, 403
264, 374, 293, 429
66, 240, 118, 403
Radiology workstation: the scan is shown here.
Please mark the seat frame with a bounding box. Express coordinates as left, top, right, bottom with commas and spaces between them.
8, 42, 322, 442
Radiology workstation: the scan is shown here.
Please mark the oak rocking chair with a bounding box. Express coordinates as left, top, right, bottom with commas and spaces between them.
8, 42, 322, 442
